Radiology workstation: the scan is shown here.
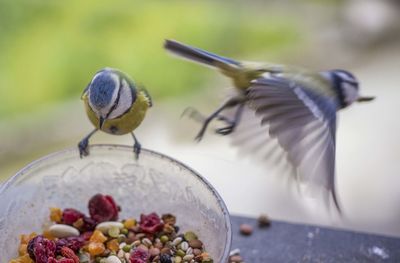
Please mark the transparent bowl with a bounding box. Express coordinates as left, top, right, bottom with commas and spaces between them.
0, 144, 232, 262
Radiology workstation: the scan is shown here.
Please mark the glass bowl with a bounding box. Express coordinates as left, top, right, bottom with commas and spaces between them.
0, 144, 232, 262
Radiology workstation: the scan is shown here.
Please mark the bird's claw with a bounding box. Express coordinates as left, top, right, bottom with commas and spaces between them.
78, 139, 90, 158
216, 125, 235, 135
185, 108, 235, 141
194, 135, 203, 142
194, 130, 204, 142
215, 116, 236, 135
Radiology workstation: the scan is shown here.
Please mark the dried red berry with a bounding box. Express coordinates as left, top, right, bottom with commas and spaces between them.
139, 212, 164, 234
56, 236, 85, 253
130, 248, 150, 263
62, 208, 84, 225
88, 194, 119, 223
48, 257, 75, 263
27, 235, 56, 263
61, 246, 80, 263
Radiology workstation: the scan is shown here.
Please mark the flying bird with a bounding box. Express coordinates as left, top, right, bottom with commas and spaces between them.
79, 68, 152, 159
164, 39, 375, 211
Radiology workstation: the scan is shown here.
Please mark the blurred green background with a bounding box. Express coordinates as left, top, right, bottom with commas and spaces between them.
1, 0, 400, 236
0, 0, 299, 118
0, 0, 305, 177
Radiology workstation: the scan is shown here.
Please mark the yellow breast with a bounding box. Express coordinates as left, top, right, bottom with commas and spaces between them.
83, 91, 150, 135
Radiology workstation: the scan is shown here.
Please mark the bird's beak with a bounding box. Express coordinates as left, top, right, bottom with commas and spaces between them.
357, 96, 376, 102
99, 116, 105, 129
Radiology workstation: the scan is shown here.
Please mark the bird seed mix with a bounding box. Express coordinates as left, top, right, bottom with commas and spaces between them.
9, 193, 214, 263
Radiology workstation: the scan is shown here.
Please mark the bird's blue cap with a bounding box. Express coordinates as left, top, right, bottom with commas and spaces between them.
89, 71, 118, 110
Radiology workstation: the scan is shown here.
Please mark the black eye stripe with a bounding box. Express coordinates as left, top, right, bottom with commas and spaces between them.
343, 80, 357, 85
332, 72, 347, 108
342, 80, 359, 91
105, 76, 123, 118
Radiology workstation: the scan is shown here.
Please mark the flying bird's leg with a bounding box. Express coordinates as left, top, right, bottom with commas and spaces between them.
131, 132, 141, 160
182, 107, 232, 123
215, 103, 245, 135
182, 107, 206, 122
78, 129, 98, 158
194, 96, 244, 142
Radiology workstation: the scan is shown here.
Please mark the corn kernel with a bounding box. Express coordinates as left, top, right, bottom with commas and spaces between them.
88, 242, 105, 256
123, 218, 136, 229
42, 229, 55, 240
90, 230, 107, 243
201, 252, 212, 261
9, 254, 33, 263
18, 244, 28, 256
20, 233, 36, 245
20, 255, 33, 263
49, 207, 63, 223
107, 239, 120, 252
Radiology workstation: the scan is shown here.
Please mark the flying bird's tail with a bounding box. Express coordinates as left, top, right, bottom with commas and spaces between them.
164, 39, 240, 70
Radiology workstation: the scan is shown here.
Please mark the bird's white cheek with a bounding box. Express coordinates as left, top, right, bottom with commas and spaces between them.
342, 83, 359, 105
108, 79, 133, 119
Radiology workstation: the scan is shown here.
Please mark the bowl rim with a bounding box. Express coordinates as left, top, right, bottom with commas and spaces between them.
0, 144, 232, 261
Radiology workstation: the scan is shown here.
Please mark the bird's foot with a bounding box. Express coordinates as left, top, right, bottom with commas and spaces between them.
215, 124, 235, 135
195, 115, 233, 141
194, 128, 206, 142
78, 139, 90, 158
184, 107, 234, 141
215, 114, 236, 135
182, 107, 208, 141
133, 141, 141, 160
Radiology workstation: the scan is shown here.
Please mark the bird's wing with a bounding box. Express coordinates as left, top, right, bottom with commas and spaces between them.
138, 86, 153, 107
80, 84, 90, 100
230, 76, 340, 210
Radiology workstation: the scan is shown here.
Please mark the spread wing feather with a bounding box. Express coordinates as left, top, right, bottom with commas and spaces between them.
227, 76, 340, 210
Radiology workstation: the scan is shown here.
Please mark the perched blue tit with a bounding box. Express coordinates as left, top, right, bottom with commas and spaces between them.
79, 68, 152, 158
164, 39, 375, 211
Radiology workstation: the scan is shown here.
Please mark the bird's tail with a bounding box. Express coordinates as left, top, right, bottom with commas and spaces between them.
164, 39, 240, 69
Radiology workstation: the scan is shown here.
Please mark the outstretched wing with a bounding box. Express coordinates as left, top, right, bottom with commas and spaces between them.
231, 76, 340, 210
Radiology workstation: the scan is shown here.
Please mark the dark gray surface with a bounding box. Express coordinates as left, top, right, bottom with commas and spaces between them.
231, 215, 400, 263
